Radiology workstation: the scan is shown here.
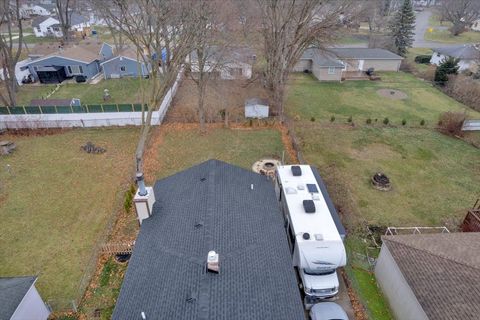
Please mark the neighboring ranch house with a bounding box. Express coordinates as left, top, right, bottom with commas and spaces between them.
100, 48, 149, 79
22, 42, 114, 83
375, 233, 480, 320
293, 48, 344, 81
20, 4, 51, 17
328, 48, 403, 72
32, 16, 61, 38
472, 19, 480, 32
430, 45, 479, 72
189, 46, 255, 80
70, 13, 91, 33
0, 276, 50, 320
294, 47, 403, 81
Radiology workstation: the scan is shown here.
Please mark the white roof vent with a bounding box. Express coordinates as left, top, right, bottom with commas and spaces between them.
207, 250, 219, 273
315, 234, 324, 241
285, 187, 297, 194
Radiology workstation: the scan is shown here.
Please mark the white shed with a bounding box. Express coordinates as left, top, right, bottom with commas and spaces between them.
0, 276, 50, 320
245, 98, 269, 118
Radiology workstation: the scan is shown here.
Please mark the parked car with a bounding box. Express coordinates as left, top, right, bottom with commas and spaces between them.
21, 74, 35, 84
310, 302, 349, 320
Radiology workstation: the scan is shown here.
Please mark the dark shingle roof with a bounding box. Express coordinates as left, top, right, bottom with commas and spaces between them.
32, 16, 52, 28
433, 45, 480, 60
328, 48, 403, 60
299, 48, 344, 68
112, 160, 305, 320
0, 276, 37, 319
383, 233, 480, 320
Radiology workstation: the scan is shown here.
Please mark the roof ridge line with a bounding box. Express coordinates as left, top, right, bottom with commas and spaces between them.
386, 237, 480, 271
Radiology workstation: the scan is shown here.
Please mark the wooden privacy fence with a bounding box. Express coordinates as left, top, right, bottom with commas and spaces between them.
101, 241, 135, 255
462, 199, 480, 232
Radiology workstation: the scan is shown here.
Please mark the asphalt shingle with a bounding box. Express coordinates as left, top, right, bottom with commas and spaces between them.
0, 276, 37, 320
383, 233, 480, 320
112, 160, 305, 320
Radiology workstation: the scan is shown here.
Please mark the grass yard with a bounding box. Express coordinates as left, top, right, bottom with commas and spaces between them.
287, 72, 479, 125
145, 125, 288, 181
405, 48, 434, 74
0, 128, 138, 306
425, 14, 480, 44
17, 78, 151, 105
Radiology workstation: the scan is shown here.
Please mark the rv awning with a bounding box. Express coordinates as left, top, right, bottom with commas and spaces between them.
35, 66, 64, 72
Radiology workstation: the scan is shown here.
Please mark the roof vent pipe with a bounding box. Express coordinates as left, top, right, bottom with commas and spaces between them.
207, 250, 220, 273
136, 172, 148, 196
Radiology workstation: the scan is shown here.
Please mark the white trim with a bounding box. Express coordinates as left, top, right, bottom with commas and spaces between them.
100, 55, 140, 66
328, 67, 335, 74
99, 42, 113, 55
26, 55, 93, 66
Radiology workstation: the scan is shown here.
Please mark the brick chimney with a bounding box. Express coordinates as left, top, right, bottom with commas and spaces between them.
133, 172, 156, 225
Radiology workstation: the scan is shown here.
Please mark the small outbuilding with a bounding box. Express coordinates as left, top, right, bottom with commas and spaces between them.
375, 232, 480, 320
245, 98, 269, 118
100, 47, 149, 79
0, 276, 50, 320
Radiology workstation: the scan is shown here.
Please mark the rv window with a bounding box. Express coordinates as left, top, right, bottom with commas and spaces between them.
304, 268, 336, 276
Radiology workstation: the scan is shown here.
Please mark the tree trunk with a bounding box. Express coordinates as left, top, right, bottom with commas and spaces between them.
198, 79, 206, 133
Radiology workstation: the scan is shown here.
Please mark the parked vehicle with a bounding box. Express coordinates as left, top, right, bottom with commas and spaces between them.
310, 302, 349, 320
275, 165, 347, 304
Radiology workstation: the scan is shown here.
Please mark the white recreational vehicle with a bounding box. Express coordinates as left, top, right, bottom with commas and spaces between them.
275, 165, 347, 303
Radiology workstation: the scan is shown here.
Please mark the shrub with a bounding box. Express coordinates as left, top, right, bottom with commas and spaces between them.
310, 117, 315, 122
399, 60, 414, 73
366, 118, 372, 124
414, 55, 432, 64
383, 117, 389, 125
420, 119, 425, 126
124, 184, 136, 212
402, 119, 407, 126
347, 116, 352, 123
330, 115, 335, 122
438, 111, 466, 137
443, 75, 480, 112
434, 57, 460, 85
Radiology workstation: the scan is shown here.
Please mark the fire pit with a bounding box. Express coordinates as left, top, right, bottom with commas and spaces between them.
371, 172, 391, 191
252, 159, 281, 177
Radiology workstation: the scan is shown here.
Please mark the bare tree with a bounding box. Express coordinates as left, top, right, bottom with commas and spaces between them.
94, 0, 194, 171
257, 0, 353, 117
440, 0, 480, 36
56, 0, 75, 42
0, 0, 23, 107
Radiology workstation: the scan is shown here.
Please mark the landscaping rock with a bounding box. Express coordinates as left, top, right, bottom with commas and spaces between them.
0, 141, 16, 155
81, 142, 106, 154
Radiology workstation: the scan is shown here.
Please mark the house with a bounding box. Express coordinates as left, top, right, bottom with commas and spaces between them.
32, 16, 61, 38
20, 4, 51, 17
70, 13, 91, 33
293, 48, 345, 81
22, 42, 114, 83
100, 47, 149, 79
472, 19, 480, 32
189, 46, 255, 80
430, 45, 479, 72
328, 48, 403, 72
375, 233, 480, 320
294, 47, 403, 81
112, 160, 305, 319
0, 276, 50, 320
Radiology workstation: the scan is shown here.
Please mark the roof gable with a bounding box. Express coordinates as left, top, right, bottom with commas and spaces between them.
433, 45, 480, 60
0, 276, 37, 320
383, 233, 480, 320
112, 160, 305, 320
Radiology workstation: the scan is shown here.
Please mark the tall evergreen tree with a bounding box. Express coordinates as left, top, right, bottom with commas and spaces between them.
388, 0, 415, 57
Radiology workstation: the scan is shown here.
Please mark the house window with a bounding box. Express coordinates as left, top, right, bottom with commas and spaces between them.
120, 66, 126, 72
36, 26, 41, 32
68, 65, 83, 75
328, 67, 335, 75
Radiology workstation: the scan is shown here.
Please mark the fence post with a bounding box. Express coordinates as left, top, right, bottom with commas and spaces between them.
22, 106, 27, 114
101, 104, 104, 113
131, 104, 134, 112
54, 105, 58, 114
70, 105, 74, 113
86, 105, 90, 113
116, 104, 119, 112
7, 106, 11, 114
39, 106, 43, 114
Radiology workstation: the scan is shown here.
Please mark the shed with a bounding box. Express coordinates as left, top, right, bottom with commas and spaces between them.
0, 276, 50, 320
112, 160, 305, 319
100, 47, 149, 79
375, 233, 480, 320
245, 98, 269, 118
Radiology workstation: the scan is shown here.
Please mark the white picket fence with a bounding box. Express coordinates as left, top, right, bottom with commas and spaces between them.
0, 69, 183, 129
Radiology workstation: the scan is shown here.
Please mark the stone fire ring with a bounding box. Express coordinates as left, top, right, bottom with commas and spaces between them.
371, 172, 391, 191
377, 89, 408, 100
252, 159, 282, 177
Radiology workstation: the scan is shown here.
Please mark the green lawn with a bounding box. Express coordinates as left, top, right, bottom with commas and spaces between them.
287, 72, 479, 125
425, 14, 480, 43
405, 48, 434, 74
0, 128, 138, 306
148, 126, 288, 180
17, 78, 151, 105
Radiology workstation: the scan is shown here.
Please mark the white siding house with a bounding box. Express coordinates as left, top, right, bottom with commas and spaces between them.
430, 45, 479, 72
32, 17, 61, 38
